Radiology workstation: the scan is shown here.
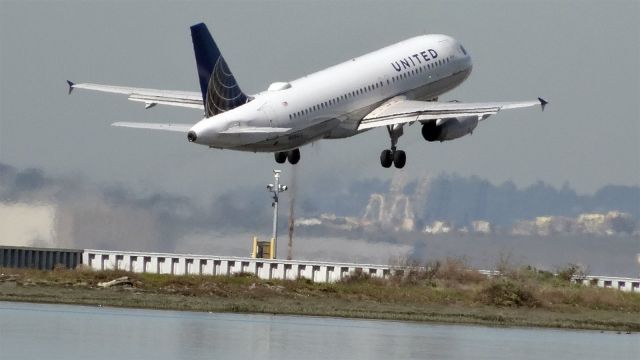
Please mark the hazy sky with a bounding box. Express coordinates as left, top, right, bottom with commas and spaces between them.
1, 0, 638, 202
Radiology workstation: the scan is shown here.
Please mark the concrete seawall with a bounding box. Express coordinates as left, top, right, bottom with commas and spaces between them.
0, 246, 638, 292
0, 246, 82, 270
83, 249, 391, 283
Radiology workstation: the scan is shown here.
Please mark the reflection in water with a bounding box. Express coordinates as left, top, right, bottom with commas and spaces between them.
0, 302, 638, 360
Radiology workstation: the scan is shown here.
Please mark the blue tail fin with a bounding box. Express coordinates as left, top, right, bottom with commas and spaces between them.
190, 23, 249, 117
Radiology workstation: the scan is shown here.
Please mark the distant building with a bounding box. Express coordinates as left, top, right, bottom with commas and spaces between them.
296, 218, 322, 227
471, 220, 493, 234
424, 221, 452, 234
577, 213, 608, 235
512, 211, 637, 237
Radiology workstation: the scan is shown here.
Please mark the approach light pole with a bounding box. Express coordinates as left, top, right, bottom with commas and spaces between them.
267, 170, 287, 259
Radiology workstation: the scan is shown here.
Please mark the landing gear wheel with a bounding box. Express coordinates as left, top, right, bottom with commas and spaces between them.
274, 152, 287, 164
287, 149, 300, 165
380, 149, 393, 168
393, 150, 406, 169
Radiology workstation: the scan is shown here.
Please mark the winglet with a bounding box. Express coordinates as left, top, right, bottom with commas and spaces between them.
66, 80, 75, 95
538, 97, 548, 111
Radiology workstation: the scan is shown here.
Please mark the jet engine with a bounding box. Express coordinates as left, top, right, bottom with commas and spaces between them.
421, 116, 478, 142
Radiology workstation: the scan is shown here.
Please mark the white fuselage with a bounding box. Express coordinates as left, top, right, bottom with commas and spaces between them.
189, 34, 473, 152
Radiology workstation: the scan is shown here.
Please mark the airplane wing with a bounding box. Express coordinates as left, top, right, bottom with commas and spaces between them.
67, 81, 204, 110
358, 97, 547, 130
111, 123, 290, 135
111, 122, 193, 132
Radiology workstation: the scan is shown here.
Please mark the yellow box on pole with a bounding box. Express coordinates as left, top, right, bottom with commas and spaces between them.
270, 238, 275, 259
251, 236, 274, 259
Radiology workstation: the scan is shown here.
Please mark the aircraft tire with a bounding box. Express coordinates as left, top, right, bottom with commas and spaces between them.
288, 149, 300, 165
393, 150, 406, 169
380, 149, 393, 168
275, 152, 287, 163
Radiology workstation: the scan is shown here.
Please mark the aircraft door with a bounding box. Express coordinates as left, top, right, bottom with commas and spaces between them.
259, 100, 277, 128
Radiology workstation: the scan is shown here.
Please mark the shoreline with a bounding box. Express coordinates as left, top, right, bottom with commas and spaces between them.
1, 298, 634, 335
1, 267, 639, 332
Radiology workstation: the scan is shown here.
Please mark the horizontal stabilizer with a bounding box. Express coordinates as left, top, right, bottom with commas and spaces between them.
66, 81, 203, 110
111, 122, 192, 132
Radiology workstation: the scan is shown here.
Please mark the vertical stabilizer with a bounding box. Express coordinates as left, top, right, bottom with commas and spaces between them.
190, 23, 248, 117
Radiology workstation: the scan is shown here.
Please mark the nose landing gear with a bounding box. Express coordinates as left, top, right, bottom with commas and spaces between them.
274, 148, 301, 165
380, 124, 406, 169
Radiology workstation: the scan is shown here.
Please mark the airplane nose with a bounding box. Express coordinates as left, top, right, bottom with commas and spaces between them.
187, 131, 197, 142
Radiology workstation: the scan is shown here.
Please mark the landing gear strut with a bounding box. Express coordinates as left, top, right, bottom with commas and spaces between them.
379, 124, 406, 169
274, 148, 301, 165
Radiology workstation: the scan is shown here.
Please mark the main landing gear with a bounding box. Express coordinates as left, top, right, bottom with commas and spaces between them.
380, 124, 406, 169
274, 148, 300, 165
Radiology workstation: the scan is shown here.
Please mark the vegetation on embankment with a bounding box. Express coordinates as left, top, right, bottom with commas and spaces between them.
1, 259, 638, 331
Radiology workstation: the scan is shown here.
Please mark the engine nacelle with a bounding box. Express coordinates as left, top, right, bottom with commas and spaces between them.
421, 116, 478, 142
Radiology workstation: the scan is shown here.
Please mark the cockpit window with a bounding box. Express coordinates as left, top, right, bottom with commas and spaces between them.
460, 45, 468, 56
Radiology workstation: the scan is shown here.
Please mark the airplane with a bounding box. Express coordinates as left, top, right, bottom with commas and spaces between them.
68, 23, 547, 169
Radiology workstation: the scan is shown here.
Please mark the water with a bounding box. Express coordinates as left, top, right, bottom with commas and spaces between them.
0, 302, 637, 360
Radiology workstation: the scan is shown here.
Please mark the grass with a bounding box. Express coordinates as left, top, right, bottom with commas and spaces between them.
1, 259, 639, 331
